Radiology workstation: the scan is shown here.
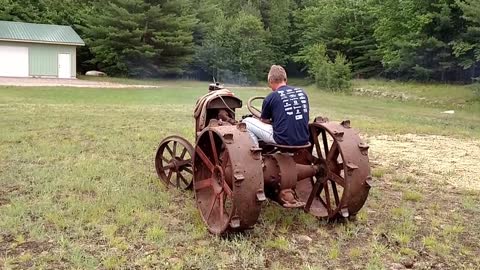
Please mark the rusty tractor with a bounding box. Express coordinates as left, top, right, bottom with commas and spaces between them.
154, 83, 372, 235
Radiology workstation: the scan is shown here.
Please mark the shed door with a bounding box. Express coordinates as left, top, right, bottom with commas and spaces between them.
58, 53, 71, 79
0, 46, 29, 77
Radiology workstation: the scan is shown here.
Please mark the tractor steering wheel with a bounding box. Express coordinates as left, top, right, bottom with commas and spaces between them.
247, 96, 265, 119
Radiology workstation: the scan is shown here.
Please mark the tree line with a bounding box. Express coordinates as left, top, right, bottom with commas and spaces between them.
1, 0, 479, 86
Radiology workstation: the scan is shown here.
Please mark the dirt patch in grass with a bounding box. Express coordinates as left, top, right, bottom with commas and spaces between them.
0, 185, 18, 206
0, 233, 54, 256
0, 197, 9, 206
368, 134, 480, 191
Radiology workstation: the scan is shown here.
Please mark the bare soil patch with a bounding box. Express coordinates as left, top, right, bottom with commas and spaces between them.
368, 133, 480, 191
0, 185, 17, 206
0, 232, 54, 256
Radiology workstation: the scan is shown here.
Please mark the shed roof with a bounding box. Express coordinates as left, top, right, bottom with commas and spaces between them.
0, 21, 85, 46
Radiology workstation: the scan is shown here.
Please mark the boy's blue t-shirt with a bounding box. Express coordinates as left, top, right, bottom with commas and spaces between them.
261, 85, 310, 145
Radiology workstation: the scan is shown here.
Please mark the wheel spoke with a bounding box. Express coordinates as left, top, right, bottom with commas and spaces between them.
162, 164, 173, 171
176, 173, 180, 187
321, 130, 329, 158
179, 173, 190, 186
180, 147, 188, 159
195, 146, 215, 172
329, 172, 346, 187
206, 194, 218, 221
161, 155, 169, 163
195, 178, 213, 190
305, 175, 325, 211
221, 149, 230, 167
209, 131, 219, 165
311, 127, 323, 160
223, 182, 232, 197
331, 181, 340, 206
177, 159, 192, 167
324, 181, 332, 215
167, 170, 173, 182
327, 142, 339, 161
173, 141, 177, 157
219, 193, 224, 222
165, 144, 173, 157
183, 167, 193, 175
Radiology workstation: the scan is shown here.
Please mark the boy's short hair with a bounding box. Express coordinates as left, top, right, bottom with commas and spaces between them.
268, 65, 287, 83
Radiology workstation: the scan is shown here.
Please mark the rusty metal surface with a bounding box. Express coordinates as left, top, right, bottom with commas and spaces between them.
193, 124, 264, 235
154, 136, 194, 189
299, 119, 371, 218
154, 84, 372, 234
261, 152, 320, 208
272, 153, 297, 190
195, 94, 242, 140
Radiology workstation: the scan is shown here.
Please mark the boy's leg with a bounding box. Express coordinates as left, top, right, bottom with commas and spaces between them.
242, 117, 275, 146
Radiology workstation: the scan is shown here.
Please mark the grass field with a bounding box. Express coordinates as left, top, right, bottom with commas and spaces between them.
1, 79, 479, 269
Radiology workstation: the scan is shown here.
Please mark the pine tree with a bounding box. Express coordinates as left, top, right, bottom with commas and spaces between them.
455, 0, 480, 81
83, 0, 195, 77
373, 0, 466, 81
0, 0, 41, 22
263, 0, 293, 65
295, 0, 382, 78
146, 0, 197, 76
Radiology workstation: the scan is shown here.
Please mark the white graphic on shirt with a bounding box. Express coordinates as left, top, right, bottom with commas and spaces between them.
278, 87, 307, 121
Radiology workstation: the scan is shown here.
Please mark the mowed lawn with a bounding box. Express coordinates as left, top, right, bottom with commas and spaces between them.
1, 80, 479, 269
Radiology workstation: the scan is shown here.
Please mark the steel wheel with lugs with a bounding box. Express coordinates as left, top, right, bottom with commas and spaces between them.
193, 124, 264, 235
297, 118, 372, 219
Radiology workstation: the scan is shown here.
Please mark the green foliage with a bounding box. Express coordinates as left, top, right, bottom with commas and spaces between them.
373, 0, 472, 81
454, 0, 480, 81
295, 0, 382, 78
1, 0, 480, 82
82, 0, 196, 77
262, 0, 294, 65
295, 44, 352, 91
195, 10, 272, 84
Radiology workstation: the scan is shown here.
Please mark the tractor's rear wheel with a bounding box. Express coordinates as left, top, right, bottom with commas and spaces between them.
193, 124, 264, 235
297, 118, 372, 219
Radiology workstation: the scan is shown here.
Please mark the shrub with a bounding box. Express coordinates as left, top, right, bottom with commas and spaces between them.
294, 43, 352, 91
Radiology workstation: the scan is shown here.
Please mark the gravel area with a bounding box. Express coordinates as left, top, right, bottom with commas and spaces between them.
0, 77, 159, 88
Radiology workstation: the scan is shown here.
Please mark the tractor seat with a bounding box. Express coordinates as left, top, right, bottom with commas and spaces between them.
261, 142, 311, 153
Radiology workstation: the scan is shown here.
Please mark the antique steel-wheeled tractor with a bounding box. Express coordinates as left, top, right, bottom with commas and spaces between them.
155, 83, 372, 235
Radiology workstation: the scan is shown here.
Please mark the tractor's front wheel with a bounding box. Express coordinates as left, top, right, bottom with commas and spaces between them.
155, 136, 194, 190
